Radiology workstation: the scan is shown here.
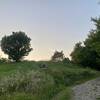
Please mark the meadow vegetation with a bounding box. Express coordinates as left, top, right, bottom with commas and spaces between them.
0, 17, 100, 100
0, 61, 99, 100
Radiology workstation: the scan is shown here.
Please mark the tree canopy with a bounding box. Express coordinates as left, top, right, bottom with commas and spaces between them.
51, 51, 65, 62
1, 31, 32, 62
71, 17, 100, 70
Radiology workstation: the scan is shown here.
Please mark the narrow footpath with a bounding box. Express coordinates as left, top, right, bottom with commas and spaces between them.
72, 77, 100, 100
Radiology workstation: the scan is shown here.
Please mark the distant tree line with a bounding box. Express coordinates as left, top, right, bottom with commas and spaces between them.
70, 17, 100, 70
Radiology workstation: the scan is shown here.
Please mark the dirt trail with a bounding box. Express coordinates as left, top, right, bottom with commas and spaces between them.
72, 78, 100, 100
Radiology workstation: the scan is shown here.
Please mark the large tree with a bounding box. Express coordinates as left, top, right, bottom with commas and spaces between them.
70, 42, 97, 68
71, 17, 100, 70
84, 18, 100, 57
1, 31, 32, 62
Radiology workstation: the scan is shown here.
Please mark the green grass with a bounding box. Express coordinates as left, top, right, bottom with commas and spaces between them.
51, 87, 72, 100
97, 97, 100, 100
0, 61, 99, 100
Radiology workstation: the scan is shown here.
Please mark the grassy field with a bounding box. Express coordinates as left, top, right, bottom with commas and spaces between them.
0, 61, 99, 100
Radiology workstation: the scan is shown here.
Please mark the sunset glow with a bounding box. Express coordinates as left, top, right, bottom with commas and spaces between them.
0, 0, 100, 61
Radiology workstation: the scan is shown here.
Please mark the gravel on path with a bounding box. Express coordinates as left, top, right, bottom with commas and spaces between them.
72, 78, 100, 100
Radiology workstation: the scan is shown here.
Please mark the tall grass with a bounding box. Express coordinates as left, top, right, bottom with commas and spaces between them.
0, 61, 99, 100
0, 70, 62, 100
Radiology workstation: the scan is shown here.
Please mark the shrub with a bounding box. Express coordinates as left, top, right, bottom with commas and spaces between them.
63, 58, 71, 64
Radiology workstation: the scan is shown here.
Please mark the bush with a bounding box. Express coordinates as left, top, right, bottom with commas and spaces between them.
63, 58, 71, 64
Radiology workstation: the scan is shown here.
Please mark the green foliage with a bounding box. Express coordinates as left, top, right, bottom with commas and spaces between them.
51, 51, 65, 62
46, 65, 97, 86
71, 17, 100, 70
52, 87, 72, 100
0, 61, 99, 100
1, 31, 32, 62
97, 97, 100, 100
70, 42, 97, 68
70, 42, 83, 64
63, 58, 71, 64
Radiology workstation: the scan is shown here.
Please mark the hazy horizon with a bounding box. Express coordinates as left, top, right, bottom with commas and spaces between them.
0, 0, 100, 61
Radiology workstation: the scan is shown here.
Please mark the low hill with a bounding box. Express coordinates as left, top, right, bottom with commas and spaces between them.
0, 61, 99, 100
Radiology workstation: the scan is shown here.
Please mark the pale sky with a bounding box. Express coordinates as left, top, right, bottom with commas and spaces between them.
0, 0, 100, 61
